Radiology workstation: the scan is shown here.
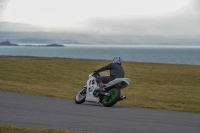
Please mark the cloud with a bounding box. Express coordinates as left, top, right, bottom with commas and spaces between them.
74, 0, 199, 37
189, 0, 200, 11
80, 2, 200, 37
1, 0, 199, 39
0, 0, 10, 20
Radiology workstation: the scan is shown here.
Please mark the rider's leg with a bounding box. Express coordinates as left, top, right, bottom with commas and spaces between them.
100, 76, 115, 84
95, 76, 114, 91
95, 77, 104, 91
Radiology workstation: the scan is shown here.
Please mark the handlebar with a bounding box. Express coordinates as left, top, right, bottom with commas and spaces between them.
92, 72, 100, 78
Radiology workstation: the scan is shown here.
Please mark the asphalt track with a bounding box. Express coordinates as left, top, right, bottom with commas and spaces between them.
0, 91, 200, 133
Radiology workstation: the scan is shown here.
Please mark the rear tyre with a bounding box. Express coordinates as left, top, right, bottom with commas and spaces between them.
75, 87, 86, 104
102, 88, 120, 107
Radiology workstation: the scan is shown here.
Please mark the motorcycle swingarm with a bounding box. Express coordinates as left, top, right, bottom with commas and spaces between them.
98, 91, 110, 97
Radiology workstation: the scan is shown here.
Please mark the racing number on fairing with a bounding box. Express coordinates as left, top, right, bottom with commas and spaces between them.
89, 80, 95, 85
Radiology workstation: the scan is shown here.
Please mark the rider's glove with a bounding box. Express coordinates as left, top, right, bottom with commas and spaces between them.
93, 70, 98, 74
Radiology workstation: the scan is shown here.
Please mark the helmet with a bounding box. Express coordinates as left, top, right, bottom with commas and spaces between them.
112, 56, 122, 64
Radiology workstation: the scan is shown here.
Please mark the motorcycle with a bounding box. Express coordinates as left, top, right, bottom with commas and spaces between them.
75, 72, 131, 107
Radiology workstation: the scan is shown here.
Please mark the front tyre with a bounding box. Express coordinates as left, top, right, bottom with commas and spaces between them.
75, 87, 86, 104
102, 88, 120, 107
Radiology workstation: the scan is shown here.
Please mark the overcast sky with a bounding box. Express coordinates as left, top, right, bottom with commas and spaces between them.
0, 0, 200, 37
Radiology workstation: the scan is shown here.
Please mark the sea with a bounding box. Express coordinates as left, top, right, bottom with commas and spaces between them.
1, 44, 200, 65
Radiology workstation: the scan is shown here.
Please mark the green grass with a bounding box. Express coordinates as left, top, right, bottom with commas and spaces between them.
0, 57, 200, 113
0, 125, 92, 133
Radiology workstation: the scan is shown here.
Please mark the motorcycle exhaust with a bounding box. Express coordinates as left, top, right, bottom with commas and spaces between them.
121, 96, 126, 99
118, 96, 126, 101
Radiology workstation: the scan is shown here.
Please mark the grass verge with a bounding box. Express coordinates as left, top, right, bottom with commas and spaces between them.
0, 57, 200, 113
0, 125, 92, 133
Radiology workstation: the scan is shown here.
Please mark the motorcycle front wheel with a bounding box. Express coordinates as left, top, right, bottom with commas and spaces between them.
75, 87, 86, 104
102, 88, 120, 107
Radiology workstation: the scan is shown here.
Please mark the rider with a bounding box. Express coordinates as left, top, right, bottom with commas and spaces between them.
94, 56, 124, 90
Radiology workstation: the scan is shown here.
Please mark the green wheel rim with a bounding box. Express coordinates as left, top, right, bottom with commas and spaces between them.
103, 89, 116, 104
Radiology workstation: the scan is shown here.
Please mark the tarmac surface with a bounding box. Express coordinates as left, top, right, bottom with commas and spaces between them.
0, 91, 200, 133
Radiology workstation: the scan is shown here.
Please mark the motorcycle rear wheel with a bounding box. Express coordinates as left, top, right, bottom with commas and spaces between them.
75, 87, 86, 104
102, 88, 120, 107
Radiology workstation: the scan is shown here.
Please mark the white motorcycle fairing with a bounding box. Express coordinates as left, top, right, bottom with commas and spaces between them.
85, 76, 100, 103
104, 78, 131, 90
85, 73, 131, 103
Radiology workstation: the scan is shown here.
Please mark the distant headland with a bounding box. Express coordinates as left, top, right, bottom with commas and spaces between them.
0, 41, 19, 46
0, 41, 65, 47
24, 43, 65, 47
45, 43, 65, 47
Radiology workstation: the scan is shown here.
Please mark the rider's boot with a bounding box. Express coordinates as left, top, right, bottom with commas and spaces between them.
95, 81, 105, 91
94, 82, 105, 97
